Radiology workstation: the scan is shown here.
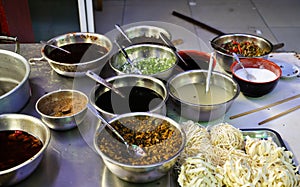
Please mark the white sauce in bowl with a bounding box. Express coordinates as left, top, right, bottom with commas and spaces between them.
235, 68, 277, 82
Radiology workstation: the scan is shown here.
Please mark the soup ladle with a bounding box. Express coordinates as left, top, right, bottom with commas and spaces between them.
87, 104, 147, 158
85, 70, 125, 98
40, 40, 71, 54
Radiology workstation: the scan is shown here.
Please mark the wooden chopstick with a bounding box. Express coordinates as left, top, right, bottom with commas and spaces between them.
229, 94, 300, 119
258, 105, 300, 125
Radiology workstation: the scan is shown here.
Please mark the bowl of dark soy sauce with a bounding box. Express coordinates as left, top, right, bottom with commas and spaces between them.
36, 32, 113, 77
89, 74, 168, 120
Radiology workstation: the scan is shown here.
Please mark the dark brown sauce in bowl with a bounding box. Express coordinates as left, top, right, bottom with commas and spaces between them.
95, 86, 164, 114
0, 130, 43, 171
46, 43, 108, 64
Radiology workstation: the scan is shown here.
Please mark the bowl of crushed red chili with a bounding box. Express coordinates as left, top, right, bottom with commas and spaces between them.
211, 33, 273, 72
0, 114, 50, 186
94, 112, 186, 183
36, 89, 88, 131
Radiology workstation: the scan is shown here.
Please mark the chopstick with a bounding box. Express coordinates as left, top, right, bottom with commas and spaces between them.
229, 94, 300, 119
258, 105, 300, 125
172, 11, 225, 35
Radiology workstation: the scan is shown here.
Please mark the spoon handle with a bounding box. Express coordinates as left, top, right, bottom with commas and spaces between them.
115, 24, 132, 44
159, 32, 188, 67
40, 41, 71, 54
205, 52, 214, 93
85, 70, 125, 98
87, 104, 128, 145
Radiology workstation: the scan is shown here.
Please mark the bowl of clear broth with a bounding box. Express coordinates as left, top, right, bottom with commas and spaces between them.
230, 58, 282, 97
167, 70, 240, 121
89, 74, 168, 120
0, 114, 50, 186
31, 32, 112, 77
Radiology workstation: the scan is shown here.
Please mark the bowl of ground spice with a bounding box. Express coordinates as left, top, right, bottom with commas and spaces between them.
94, 112, 186, 183
36, 89, 88, 130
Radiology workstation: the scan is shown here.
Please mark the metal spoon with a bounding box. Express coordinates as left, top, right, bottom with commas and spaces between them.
87, 104, 147, 157
205, 52, 214, 93
40, 40, 71, 54
85, 70, 125, 98
232, 53, 256, 81
114, 40, 142, 74
115, 24, 132, 44
159, 32, 188, 67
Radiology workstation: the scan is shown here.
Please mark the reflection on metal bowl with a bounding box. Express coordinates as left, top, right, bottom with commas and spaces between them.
0, 114, 50, 186
0, 49, 31, 114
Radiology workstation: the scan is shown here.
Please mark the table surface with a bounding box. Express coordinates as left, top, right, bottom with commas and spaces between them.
1, 23, 300, 186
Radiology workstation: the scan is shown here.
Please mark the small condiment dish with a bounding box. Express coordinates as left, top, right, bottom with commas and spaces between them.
230, 58, 282, 97
36, 89, 88, 130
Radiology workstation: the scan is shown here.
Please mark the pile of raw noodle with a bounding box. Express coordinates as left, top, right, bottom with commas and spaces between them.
177, 121, 300, 187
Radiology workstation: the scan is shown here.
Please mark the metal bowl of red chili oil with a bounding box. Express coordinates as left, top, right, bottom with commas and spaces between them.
211, 33, 273, 73
0, 114, 50, 186
94, 112, 186, 183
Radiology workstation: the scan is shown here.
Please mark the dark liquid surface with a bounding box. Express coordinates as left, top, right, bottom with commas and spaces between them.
0, 130, 43, 171
46, 43, 108, 64
95, 86, 164, 114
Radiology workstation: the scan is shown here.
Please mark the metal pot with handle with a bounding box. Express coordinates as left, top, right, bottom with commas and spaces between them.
0, 36, 31, 114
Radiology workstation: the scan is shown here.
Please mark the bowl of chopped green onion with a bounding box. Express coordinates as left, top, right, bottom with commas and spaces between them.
109, 44, 178, 80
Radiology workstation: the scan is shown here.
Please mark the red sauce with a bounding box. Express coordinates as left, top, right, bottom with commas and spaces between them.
0, 130, 43, 171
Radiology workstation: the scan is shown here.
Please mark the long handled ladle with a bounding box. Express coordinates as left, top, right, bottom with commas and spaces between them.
87, 104, 147, 157
115, 24, 132, 44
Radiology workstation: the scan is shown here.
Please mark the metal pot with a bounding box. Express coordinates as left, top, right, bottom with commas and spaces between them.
0, 49, 31, 114
210, 33, 279, 73
29, 32, 113, 77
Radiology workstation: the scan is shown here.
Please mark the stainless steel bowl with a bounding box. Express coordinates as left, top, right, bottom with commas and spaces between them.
30, 32, 113, 77
94, 112, 186, 183
0, 49, 31, 114
116, 25, 171, 46
167, 70, 240, 121
90, 74, 168, 121
211, 33, 273, 72
0, 114, 50, 186
109, 43, 178, 80
36, 89, 88, 131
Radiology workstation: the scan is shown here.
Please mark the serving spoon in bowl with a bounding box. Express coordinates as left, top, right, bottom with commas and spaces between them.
87, 104, 147, 158
85, 70, 125, 98
40, 40, 71, 54
232, 53, 256, 81
114, 40, 142, 74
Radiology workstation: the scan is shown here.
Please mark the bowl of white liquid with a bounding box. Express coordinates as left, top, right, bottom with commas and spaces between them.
167, 70, 240, 121
230, 58, 282, 97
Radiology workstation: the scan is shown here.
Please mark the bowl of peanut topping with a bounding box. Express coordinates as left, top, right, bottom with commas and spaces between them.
94, 112, 186, 183
35, 89, 88, 131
